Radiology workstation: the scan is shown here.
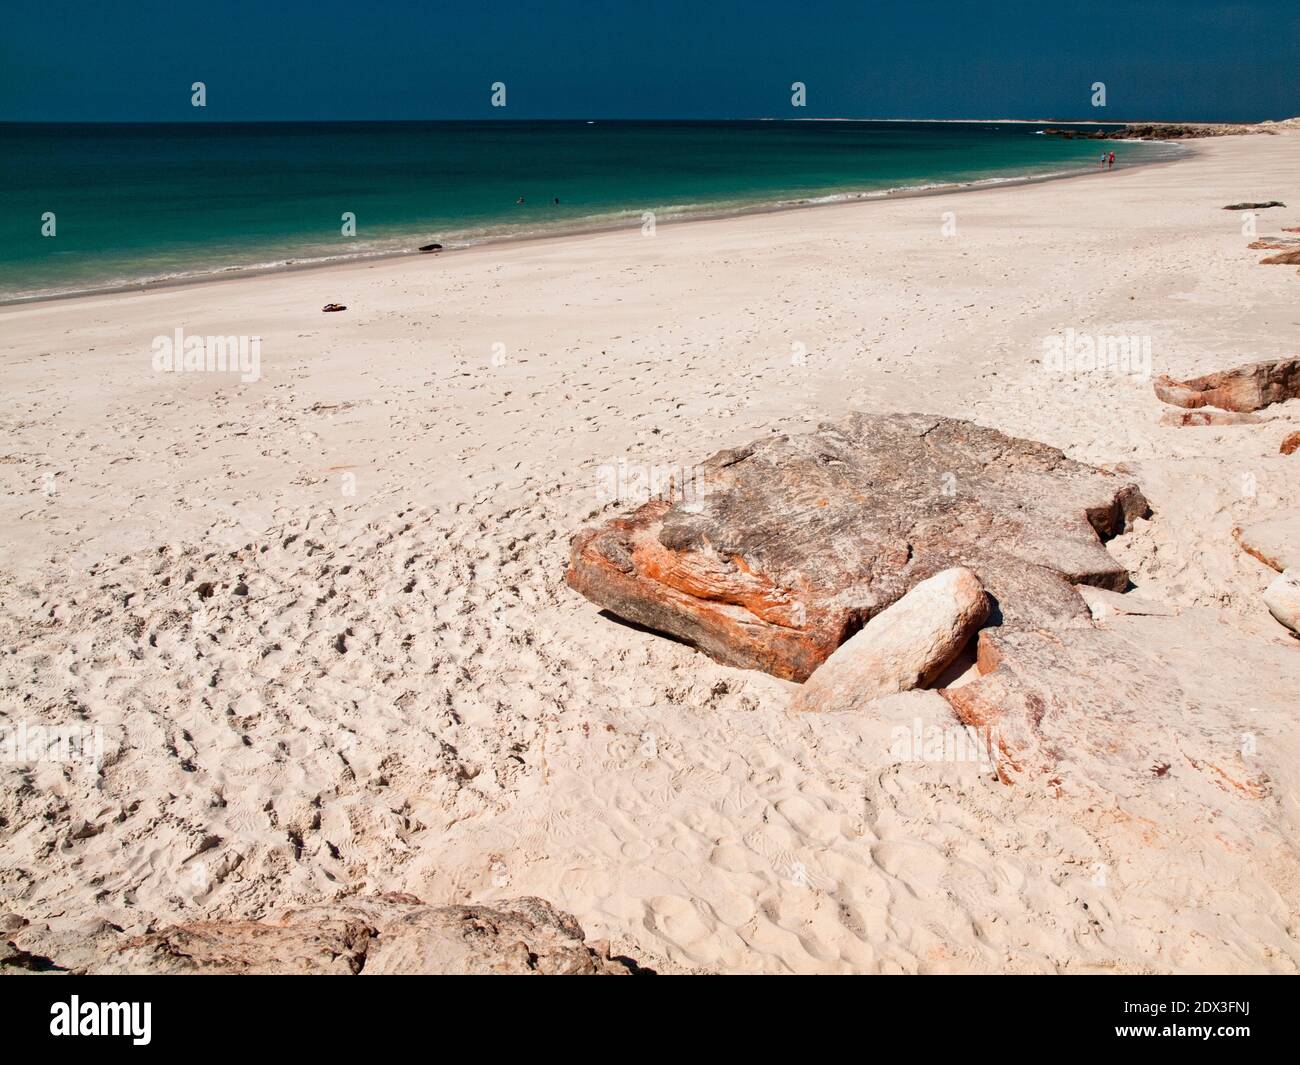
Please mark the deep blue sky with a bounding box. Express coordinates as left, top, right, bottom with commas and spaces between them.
2, 0, 1297, 122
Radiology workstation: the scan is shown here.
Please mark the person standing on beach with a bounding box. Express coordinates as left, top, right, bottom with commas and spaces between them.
1108, 150, 1115, 170
1100, 152, 1107, 169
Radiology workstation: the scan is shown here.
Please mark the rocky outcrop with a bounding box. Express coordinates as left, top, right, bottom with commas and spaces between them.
1223, 200, 1287, 210
1264, 570, 1300, 635
1110, 124, 1275, 141
1153, 358, 1300, 413
97, 894, 639, 975
1043, 124, 1281, 142
792, 567, 989, 713
567, 414, 1148, 681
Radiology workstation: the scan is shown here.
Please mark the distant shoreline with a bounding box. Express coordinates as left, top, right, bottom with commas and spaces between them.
0, 137, 1192, 310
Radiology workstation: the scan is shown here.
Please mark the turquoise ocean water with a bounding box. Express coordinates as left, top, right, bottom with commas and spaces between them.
0, 121, 1181, 301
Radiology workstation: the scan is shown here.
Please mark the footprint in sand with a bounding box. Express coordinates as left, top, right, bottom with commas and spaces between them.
742, 827, 836, 892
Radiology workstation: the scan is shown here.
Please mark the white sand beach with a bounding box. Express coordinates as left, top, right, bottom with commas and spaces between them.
2, 131, 1299, 974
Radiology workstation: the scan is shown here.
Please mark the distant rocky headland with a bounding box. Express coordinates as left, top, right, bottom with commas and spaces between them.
1044, 117, 1300, 140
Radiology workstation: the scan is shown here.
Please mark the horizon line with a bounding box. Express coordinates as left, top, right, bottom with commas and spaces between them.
0, 115, 1288, 126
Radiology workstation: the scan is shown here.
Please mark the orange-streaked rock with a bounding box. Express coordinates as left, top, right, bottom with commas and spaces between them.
1153, 358, 1300, 413
1234, 516, 1299, 573
567, 413, 1147, 681
1261, 248, 1300, 265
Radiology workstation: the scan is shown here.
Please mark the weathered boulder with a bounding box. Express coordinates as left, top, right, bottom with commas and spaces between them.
567, 413, 1148, 680
97, 894, 638, 975
1153, 358, 1300, 413
1282, 430, 1300, 455
793, 567, 989, 713
1235, 515, 1299, 573
1264, 570, 1300, 635
1158, 409, 1265, 426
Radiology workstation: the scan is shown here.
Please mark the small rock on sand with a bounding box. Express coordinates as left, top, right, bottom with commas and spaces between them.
1153, 358, 1300, 413
1282, 430, 1300, 455
1263, 569, 1300, 635
793, 567, 989, 713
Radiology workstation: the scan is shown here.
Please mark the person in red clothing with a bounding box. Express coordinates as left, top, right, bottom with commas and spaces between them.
1108, 150, 1115, 170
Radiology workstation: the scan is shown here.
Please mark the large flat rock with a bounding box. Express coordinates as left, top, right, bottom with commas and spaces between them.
567, 413, 1148, 680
